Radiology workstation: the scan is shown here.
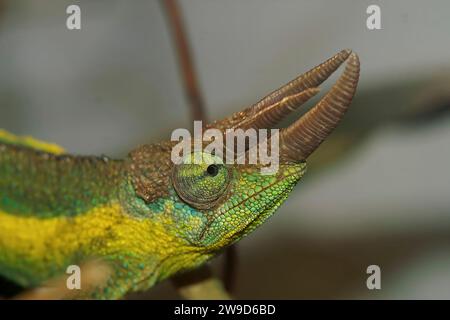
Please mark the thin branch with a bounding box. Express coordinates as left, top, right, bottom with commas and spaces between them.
223, 245, 237, 292
161, 0, 207, 122
173, 265, 231, 300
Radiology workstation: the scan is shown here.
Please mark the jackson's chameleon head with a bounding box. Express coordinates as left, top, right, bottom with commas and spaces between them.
122, 50, 359, 272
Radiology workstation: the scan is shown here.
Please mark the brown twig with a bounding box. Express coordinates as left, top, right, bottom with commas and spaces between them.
223, 245, 237, 292
173, 265, 231, 299
161, 0, 207, 122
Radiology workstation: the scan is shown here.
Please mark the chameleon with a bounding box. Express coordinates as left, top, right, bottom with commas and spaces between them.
0, 49, 360, 299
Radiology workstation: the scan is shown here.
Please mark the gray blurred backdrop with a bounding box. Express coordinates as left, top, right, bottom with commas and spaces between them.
1, 0, 450, 299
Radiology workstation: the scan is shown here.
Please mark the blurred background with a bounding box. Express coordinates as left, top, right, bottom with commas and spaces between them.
1, 0, 450, 299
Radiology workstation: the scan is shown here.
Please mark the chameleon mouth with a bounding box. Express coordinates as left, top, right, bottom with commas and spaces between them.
215, 164, 306, 245
238, 165, 306, 236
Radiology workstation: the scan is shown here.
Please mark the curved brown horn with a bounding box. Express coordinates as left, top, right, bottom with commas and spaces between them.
280, 52, 360, 161
238, 87, 320, 130
208, 49, 352, 131
251, 49, 352, 112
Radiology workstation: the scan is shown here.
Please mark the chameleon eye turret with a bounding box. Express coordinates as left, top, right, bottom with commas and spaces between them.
172, 152, 232, 209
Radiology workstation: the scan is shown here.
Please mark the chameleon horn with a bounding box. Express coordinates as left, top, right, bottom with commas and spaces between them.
207, 49, 352, 131
280, 52, 360, 162
238, 87, 320, 130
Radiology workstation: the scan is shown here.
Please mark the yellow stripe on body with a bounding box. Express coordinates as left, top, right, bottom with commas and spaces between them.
0, 203, 190, 287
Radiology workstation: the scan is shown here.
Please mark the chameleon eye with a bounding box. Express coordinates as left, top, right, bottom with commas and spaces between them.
172, 153, 231, 209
